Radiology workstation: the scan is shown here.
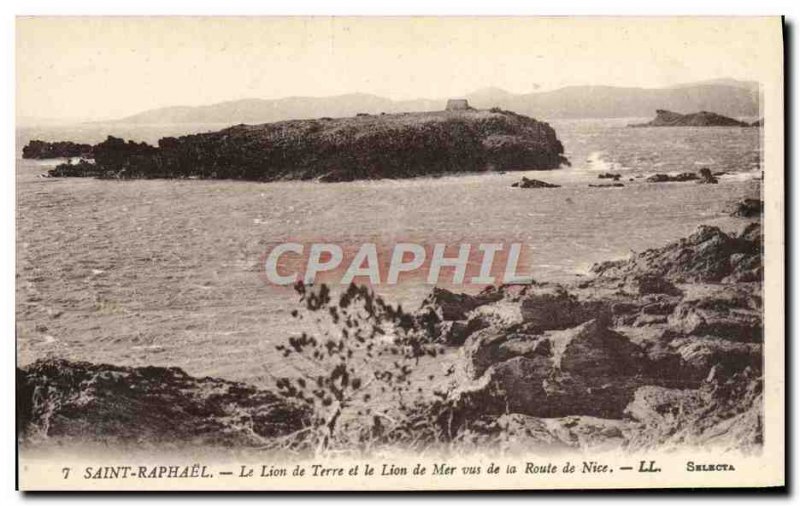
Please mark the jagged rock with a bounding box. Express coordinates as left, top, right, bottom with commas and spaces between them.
739, 222, 763, 243
640, 297, 680, 316
697, 168, 719, 184
517, 284, 597, 332
598, 172, 622, 181
624, 371, 762, 453
671, 337, 762, 381
462, 327, 551, 379
668, 291, 762, 342
511, 177, 560, 189
17, 359, 310, 447
625, 386, 706, 428
437, 315, 493, 346
626, 275, 683, 296
417, 287, 502, 323
457, 319, 653, 419
437, 219, 764, 451
731, 198, 763, 218
415, 288, 505, 345
591, 225, 760, 283
725, 223, 763, 283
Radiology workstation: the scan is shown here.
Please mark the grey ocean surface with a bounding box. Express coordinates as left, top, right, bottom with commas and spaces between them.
16, 118, 762, 381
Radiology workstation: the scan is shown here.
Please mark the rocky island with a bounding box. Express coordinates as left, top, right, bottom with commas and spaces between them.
36, 104, 568, 182
630, 109, 751, 127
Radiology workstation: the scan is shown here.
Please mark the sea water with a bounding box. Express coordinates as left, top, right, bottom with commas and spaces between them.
15, 118, 763, 381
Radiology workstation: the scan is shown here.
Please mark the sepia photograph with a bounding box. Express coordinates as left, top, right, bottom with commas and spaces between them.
13, 15, 784, 491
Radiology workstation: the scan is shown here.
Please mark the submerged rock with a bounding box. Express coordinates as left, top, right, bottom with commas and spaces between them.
646, 172, 699, 183
588, 183, 624, 188
511, 177, 560, 189
644, 168, 718, 184
697, 168, 719, 184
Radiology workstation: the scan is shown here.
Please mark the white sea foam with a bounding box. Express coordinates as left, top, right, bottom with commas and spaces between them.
585, 151, 630, 172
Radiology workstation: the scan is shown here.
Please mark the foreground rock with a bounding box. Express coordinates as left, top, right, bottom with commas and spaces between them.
591, 223, 761, 284
415, 287, 506, 345
44, 108, 568, 182
630, 109, 750, 127
454, 318, 699, 420
419, 215, 764, 454
17, 359, 310, 447
469, 368, 761, 454
731, 198, 763, 218
624, 370, 762, 453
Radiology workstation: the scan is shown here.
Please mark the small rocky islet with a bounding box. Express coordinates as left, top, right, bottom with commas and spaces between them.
630, 109, 761, 128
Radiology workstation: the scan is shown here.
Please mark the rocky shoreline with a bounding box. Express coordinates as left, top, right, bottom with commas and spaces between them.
417, 212, 762, 453
17, 200, 763, 454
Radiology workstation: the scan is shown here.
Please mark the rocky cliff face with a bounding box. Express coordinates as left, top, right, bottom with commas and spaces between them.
630, 109, 750, 127
44, 109, 568, 182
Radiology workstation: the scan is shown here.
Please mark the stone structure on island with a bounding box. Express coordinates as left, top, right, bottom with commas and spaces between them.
445, 98, 472, 111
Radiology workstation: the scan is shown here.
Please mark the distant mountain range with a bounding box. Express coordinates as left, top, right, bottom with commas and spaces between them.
112, 79, 761, 124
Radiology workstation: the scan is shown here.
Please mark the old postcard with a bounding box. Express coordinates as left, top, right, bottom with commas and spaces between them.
15, 16, 784, 490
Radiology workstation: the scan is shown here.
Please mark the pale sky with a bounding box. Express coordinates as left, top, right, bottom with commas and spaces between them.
16, 16, 780, 121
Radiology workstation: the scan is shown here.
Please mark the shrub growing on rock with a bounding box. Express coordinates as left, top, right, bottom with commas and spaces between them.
271, 282, 451, 453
